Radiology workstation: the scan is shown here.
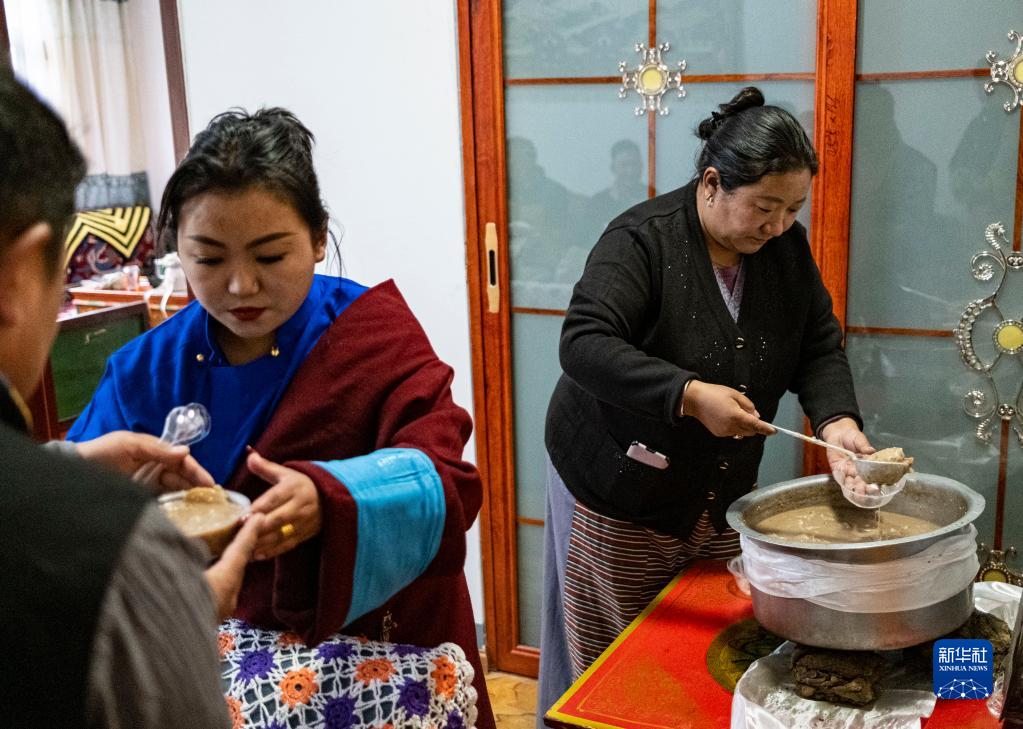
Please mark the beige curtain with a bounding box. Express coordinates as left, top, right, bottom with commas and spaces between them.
6, 0, 150, 209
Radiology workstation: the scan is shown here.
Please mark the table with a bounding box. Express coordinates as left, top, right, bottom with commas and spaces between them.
68, 285, 190, 325
545, 560, 1000, 728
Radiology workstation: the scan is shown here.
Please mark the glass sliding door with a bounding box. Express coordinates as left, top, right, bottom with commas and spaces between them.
846, 0, 1023, 560
465, 0, 820, 675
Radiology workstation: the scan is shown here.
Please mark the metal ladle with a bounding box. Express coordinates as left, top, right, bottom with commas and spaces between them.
768, 424, 910, 486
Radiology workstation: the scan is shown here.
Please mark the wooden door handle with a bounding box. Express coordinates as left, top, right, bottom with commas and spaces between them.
485, 222, 500, 314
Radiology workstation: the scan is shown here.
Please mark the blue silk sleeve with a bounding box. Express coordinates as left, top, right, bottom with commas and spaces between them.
313, 448, 446, 625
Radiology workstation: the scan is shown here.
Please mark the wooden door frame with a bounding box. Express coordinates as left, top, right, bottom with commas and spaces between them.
158, 0, 190, 163
457, 0, 857, 676
805, 0, 857, 475
457, 0, 537, 676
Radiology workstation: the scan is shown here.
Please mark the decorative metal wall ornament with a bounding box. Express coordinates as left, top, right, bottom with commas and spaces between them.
954, 222, 1023, 444
985, 30, 1023, 112
977, 543, 1022, 586
618, 42, 687, 116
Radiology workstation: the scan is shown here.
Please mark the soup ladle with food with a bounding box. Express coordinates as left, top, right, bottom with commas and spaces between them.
768, 424, 912, 507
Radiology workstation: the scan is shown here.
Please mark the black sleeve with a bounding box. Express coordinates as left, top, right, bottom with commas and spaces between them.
558, 226, 695, 426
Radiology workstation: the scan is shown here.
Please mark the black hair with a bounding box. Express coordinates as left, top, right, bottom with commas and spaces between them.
158, 107, 340, 262
695, 86, 817, 191
0, 66, 86, 273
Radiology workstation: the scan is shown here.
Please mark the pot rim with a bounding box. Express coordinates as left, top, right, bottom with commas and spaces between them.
725, 473, 985, 551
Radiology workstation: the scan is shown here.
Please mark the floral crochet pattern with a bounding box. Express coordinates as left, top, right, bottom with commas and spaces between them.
355, 659, 395, 685
220, 618, 477, 728
219, 632, 236, 657
227, 696, 244, 729
280, 668, 319, 708
431, 657, 457, 700
279, 632, 305, 648
238, 648, 276, 683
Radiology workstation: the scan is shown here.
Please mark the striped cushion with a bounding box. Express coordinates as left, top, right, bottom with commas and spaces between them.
63, 206, 155, 284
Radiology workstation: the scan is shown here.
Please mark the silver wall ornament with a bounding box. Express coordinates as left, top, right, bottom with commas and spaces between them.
619, 42, 686, 116
985, 30, 1023, 112
954, 223, 1023, 444
977, 544, 1022, 586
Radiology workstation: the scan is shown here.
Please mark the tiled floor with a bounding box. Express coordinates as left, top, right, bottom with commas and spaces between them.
486, 671, 538, 728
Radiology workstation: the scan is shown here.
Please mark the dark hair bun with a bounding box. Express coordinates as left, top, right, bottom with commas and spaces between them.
697, 86, 766, 140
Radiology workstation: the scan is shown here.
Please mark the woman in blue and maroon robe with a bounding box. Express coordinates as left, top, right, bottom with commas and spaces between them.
68, 108, 494, 729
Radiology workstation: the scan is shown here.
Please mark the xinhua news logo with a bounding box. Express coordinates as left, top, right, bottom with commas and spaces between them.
932, 638, 994, 700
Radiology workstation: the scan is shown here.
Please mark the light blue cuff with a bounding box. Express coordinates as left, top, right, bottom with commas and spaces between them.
314, 448, 446, 625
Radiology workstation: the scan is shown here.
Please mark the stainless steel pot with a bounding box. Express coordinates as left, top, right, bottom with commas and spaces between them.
725, 473, 985, 650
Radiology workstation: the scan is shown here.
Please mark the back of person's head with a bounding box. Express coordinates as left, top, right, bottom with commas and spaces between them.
611, 139, 641, 160
694, 87, 817, 191
158, 108, 329, 246
0, 66, 86, 271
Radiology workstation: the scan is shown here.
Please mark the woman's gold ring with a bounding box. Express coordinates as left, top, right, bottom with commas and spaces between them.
280, 522, 295, 539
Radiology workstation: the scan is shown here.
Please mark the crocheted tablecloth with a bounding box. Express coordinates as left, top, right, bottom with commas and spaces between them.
220, 619, 477, 729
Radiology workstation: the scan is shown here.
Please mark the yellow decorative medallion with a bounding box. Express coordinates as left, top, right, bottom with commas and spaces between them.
994, 320, 1023, 353
619, 42, 687, 116
983, 568, 1009, 582
977, 545, 1022, 586
955, 224, 1023, 445
640, 66, 666, 93
986, 30, 1023, 112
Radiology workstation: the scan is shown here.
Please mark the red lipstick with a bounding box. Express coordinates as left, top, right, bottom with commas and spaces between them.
230, 307, 266, 321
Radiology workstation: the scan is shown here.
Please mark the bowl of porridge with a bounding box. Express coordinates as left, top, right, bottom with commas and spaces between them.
158, 486, 249, 557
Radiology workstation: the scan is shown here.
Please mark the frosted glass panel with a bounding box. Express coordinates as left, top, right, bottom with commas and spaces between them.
658, 0, 816, 75
847, 79, 1019, 329
858, 0, 1020, 74
506, 85, 649, 310
758, 392, 806, 488
656, 81, 815, 194
503, 0, 646, 79
845, 334, 1000, 543
517, 523, 543, 647
512, 313, 564, 522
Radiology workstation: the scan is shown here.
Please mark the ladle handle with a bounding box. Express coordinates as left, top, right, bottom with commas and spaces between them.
769, 424, 858, 459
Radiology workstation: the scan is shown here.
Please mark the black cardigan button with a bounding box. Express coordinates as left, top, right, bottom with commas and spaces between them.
707, 491, 717, 501
735, 337, 746, 349
718, 461, 729, 471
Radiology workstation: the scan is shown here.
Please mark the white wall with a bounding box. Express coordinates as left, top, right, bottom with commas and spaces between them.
176, 0, 484, 625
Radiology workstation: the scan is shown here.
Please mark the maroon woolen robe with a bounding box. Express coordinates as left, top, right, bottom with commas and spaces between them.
225, 280, 494, 728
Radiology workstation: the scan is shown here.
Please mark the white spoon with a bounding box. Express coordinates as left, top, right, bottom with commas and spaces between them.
133, 403, 212, 488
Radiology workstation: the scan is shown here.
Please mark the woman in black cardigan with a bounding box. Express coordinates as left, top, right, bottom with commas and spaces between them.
536, 87, 874, 720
